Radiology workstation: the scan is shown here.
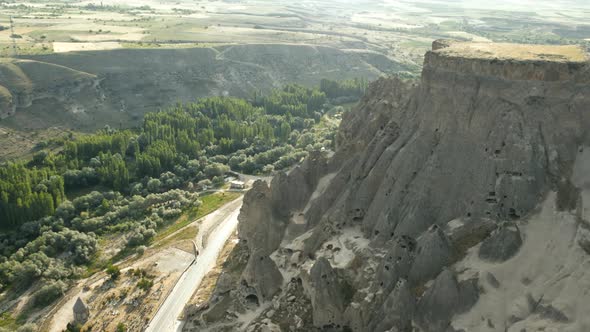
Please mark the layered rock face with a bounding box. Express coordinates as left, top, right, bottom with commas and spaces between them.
186, 41, 590, 332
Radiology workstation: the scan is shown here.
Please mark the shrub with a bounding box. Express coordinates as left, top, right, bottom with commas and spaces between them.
197, 179, 212, 189
107, 265, 120, 280
142, 228, 156, 241
204, 163, 230, 178
212, 176, 225, 187
136, 246, 146, 256
161, 208, 181, 219
32, 280, 66, 307
147, 178, 162, 193
262, 164, 274, 174
127, 231, 144, 247
137, 278, 153, 291
55, 201, 76, 222
65, 323, 82, 332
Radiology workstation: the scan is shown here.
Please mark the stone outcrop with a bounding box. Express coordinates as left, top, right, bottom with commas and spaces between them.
375, 235, 416, 294
368, 279, 415, 332
271, 151, 328, 219
241, 250, 283, 302
409, 225, 453, 285
238, 180, 285, 256
73, 297, 90, 324
578, 226, 590, 255
478, 222, 522, 262
306, 257, 346, 328
415, 269, 479, 332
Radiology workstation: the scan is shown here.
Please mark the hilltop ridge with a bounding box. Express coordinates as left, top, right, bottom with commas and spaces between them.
0, 44, 405, 130
432, 40, 587, 62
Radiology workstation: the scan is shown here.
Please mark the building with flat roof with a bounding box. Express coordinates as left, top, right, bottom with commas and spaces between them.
230, 181, 246, 189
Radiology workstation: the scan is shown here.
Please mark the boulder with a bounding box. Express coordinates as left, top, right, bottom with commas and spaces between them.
485, 272, 500, 289
445, 217, 497, 258
478, 222, 522, 262
538, 303, 569, 323
248, 319, 282, 332
416, 269, 479, 332
409, 225, 453, 285
556, 178, 581, 211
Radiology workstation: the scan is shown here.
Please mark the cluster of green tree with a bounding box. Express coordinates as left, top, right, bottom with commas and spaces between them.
320, 78, 368, 99
0, 188, 199, 304
0, 164, 65, 227
257, 84, 326, 118
0, 216, 97, 290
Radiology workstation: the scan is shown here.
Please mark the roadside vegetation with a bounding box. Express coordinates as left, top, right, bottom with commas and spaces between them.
155, 191, 242, 242
0, 78, 364, 326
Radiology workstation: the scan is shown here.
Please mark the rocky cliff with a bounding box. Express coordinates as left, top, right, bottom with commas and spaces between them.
184, 41, 590, 332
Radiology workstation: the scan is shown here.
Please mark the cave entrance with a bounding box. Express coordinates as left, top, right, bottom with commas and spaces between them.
245, 294, 259, 307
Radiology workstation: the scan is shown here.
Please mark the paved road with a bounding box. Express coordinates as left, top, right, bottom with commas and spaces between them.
145, 197, 243, 332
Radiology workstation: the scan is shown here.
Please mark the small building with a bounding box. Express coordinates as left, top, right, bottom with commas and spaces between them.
73, 297, 89, 324
230, 180, 246, 190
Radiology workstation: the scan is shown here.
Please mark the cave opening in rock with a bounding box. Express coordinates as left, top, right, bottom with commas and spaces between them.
245, 294, 259, 307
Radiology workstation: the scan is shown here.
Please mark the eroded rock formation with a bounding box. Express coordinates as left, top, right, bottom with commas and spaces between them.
185, 40, 590, 332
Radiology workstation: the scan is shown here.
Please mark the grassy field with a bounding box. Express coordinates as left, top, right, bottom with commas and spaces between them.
154, 225, 199, 250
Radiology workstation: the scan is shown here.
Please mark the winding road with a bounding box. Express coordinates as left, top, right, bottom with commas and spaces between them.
145, 197, 243, 332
